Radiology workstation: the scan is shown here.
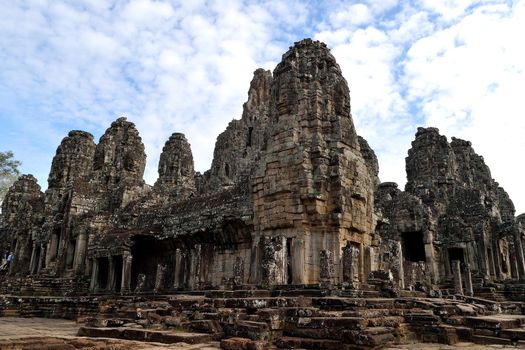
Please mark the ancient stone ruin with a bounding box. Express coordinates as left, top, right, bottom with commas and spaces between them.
1, 39, 525, 349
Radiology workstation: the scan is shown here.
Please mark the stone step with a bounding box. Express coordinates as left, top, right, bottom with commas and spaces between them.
224, 320, 271, 341
471, 334, 515, 345
366, 315, 405, 327
312, 297, 366, 310
205, 290, 272, 298
183, 319, 223, 334
500, 328, 525, 341
78, 326, 213, 344
404, 313, 441, 325
214, 297, 311, 309
84, 317, 134, 327
465, 315, 525, 330
343, 326, 395, 347
220, 337, 271, 350
271, 289, 327, 297
276, 336, 343, 350
294, 316, 366, 330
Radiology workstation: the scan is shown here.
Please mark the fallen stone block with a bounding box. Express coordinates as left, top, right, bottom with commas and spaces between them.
221, 337, 251, 350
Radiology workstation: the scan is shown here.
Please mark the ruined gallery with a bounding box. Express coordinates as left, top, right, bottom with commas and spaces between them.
1, 39, 525, 349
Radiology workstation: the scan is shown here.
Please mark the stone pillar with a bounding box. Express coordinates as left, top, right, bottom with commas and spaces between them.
392, 241, 404, 289
319, 250, 335, 286
188, 244, 201, 289
249, 236, 261, 284
121, 252, 132, 294
261, 237, 278, 287
463, 262, 473, 296
173, 249, 182, 289
364, 246, 373, 280
90, 258, 99, 292
29, 242, 38, 275
37, 244, 46, 273
514, 231, 525, 280
233, 257, 244, 286
46, 233, 59, 264
107, 256, 115, 292
154, 264, 166, 293
452, 260, 463, 295
342, 243, 359, 288
72, 233, 88, 273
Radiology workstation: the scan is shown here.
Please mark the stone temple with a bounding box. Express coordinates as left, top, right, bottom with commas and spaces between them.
1, 39, 525, 349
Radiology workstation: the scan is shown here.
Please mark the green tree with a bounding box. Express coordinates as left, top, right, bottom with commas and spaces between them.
0, 151, 21, 205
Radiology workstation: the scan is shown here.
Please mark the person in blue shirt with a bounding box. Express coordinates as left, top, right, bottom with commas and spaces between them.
6, 252, 13, 268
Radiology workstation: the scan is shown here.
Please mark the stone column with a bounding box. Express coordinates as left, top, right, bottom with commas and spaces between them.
233, 257, 244, 286
154, 264, 166, 293
261, 237, 278, 287
37, 244, 46, 273
364, 246, 373, 280
89, 258, 99, 292
463, 263, 473, 296
452, 260, 463, 295
121, 252, 132, 294
46, 233, 59, 264
392, 241, 404, 289
72, 233, 88, 273
319, 250, 335, 287
249, 235, 261, 284
107, 256, 115, 292
29, 242, 37, 275
173, 248, 182, 289
514, 230, 525, 280
342, 243, 358, 288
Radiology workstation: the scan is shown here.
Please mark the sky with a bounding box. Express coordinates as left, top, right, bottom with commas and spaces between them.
1, 0, 524, 212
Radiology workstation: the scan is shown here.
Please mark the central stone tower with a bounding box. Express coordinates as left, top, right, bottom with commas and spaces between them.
252, 39, 375, 285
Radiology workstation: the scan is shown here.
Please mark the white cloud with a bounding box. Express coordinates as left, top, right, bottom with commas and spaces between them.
0, 0, 309, 190
315, 0, 525, 212
403, 0, 525, 211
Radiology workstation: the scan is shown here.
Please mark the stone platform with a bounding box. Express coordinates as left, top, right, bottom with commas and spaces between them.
1, 289, 525, 349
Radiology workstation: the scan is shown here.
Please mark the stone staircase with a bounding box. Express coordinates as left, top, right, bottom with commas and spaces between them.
68, 289, 525, 349
0, 275, 90, 296
2, 284, 525, 349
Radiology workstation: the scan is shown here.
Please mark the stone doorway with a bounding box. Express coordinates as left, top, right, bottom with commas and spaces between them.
401, 231, 425, 262
448, 247, 465, 277
97, 257, 109, 290
130, 235, 177, 292
113, 255, 123, 293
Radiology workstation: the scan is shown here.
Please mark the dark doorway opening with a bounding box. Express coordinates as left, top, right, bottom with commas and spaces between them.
448, 247, 465, 274
448, 247, 464, 263
246, 127, 253, 147
113, 255, 123, 293
98, 257, 109, 290
66, 239, 76, 269
401, 231, 426, 262
131, 236, 177, 291
286, 238, 293, 284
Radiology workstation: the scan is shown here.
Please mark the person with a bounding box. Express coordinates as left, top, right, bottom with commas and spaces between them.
6, 252, 13, 269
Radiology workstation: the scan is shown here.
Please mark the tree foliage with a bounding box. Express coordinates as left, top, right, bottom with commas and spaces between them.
0, 151, 21, 203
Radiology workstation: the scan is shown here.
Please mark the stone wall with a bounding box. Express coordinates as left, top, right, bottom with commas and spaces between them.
376, 127, 525, 292
1, 39, 524, 298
